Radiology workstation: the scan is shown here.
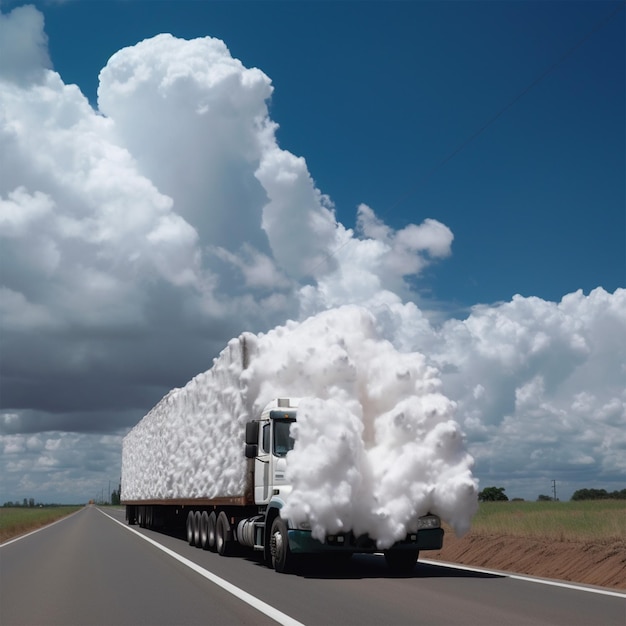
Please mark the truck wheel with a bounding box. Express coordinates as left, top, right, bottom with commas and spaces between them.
193, 511, 202, 547
186, 511, 195, 545
216, 511, 232, 556
270, 517, 294, 574
384, 549, 419, 575
207, 511, 217, 552
200, 511, 210, 550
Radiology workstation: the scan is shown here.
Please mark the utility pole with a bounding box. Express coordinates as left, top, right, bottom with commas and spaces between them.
552, 479, 557, 502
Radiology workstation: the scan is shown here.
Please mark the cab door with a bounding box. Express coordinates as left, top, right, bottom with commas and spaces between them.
254, 420, 271, 503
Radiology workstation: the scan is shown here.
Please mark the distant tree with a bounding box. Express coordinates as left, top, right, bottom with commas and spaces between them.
571, 488, 626, 501
23, 498, 28, 507
571, 488, 606, 501
28, 498, 35, 508
478, 486, 509, 502
537, 494, 552, 502
111, 489, 121, 506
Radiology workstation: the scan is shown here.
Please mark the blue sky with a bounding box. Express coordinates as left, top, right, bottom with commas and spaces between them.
0, 1, 624, 505
36, 0, 625, 311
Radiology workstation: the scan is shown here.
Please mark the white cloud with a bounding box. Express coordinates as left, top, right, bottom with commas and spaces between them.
0, 5, 51, 85
256, 147, 343, 280
357, 204, 453, 263
211, 243, 291, 290
427, 288, 626, 496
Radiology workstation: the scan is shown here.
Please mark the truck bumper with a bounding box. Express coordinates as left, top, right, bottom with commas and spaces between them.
288, 527, 444, 554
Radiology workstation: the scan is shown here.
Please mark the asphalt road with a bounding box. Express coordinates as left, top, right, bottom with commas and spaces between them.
1, 506, 624, 626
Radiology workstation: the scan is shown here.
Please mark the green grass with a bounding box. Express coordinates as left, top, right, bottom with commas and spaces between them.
468, 500, 626, 542
0, 506, 83, 543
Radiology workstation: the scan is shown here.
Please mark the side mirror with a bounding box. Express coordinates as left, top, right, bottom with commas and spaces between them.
245, 443, 258, 459
245, 421, 259, 445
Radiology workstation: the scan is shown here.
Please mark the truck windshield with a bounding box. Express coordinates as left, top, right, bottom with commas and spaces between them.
273, 420, 295, 457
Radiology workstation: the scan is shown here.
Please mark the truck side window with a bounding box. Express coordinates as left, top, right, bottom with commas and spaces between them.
273, 420, 295, 457
262, 423, 270, 453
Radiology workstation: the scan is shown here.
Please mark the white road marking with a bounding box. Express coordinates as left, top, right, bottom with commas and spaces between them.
420, 558, 626, 598
98, 509, 305, 626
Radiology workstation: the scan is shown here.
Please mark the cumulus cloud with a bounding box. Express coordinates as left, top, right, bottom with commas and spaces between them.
428, 288, 626, 494
0, 4, 623, 504
0, 4, 51, 85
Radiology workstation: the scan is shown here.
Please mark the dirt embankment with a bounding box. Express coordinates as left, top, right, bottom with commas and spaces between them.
429, 532, 626, 590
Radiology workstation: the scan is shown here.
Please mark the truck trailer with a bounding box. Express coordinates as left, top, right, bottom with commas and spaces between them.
122, 395, 444, 574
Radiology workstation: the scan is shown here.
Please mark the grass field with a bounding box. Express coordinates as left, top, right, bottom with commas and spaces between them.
468, 499, 626, 542
0, 506, 83, 543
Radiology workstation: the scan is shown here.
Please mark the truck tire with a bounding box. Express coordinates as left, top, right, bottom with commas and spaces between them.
186, 511, 195, 545
193, 511, 202, 547
200, 511, 210, 550
216, 511, 232, 556
207, 511, 217, 552
270, 517, 295, 574
384, 549, 419, 575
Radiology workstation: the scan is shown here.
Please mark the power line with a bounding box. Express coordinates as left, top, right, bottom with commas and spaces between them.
387, 1, 625, 216
309, 1, 625, 276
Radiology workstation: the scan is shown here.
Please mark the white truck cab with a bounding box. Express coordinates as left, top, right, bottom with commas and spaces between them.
245, 398, 297, 504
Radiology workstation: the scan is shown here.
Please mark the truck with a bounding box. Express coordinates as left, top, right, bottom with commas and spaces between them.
122, 394, 444, 574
